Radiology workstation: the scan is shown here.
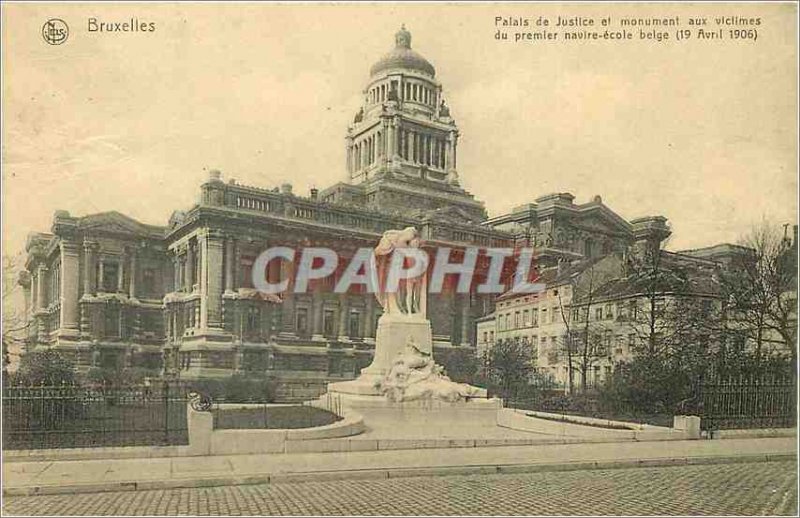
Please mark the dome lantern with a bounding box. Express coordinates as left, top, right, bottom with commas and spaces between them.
370, 25, 436, 78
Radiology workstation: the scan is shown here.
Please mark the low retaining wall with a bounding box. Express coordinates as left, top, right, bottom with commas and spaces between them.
4, 403, 365, 461
497, 409, 695, 441
189, 405, 366, 456
523, 410, 649, 430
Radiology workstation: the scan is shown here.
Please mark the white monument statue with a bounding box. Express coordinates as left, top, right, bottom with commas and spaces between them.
327, 227, 486, 402
373, 226, 426, 318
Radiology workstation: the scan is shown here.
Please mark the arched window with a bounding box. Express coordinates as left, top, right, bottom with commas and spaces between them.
413, 84, 418, 101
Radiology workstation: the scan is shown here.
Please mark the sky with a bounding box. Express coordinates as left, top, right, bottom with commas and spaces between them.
2, 2, 798, 258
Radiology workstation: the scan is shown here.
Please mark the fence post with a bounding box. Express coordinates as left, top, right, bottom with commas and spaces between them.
163, 380, 170, 445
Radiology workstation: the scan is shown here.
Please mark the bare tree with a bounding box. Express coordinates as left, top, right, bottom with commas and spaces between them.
722, 221, 797, 364
3, 253, 31, 374
563, 264, 611, 392
623, 237, 694, 360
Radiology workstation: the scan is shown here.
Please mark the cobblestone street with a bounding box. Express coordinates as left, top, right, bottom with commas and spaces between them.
3, 460, 796, 516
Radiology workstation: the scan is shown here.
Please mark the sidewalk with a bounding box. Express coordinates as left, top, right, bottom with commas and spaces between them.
3, 437, 796, 496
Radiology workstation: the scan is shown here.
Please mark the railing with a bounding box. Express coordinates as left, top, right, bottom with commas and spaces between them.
1, 382, 189, 450
700, 371, 797, 431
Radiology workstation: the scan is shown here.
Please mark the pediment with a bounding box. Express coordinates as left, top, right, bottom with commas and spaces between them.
573, 205, 632, 235
425, 205, 481, 225
79, 211, 164, 238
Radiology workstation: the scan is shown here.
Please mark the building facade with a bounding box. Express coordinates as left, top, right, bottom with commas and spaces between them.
21, 26, 778, 395
19, 27, 511, 396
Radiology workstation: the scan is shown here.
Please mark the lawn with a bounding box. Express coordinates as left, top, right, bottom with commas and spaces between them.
213, 405, 342, 430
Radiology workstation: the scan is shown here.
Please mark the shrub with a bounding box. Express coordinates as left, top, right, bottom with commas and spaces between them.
85, 367, 160, 387
15, 349, 75, 386
436, 348, 480, 384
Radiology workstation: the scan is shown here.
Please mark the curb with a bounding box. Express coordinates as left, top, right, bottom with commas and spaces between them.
4, 453, 795, 497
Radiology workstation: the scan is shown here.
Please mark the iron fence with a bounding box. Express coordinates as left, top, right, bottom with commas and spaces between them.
2, 382, 189, 450
700, 371, 797, 431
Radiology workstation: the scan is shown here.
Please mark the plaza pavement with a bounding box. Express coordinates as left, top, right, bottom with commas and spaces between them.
3, 437, 796, 496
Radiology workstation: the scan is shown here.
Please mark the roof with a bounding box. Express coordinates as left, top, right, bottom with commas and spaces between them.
496, 256, 606, 301
370, 26, 436, 78
575, 264, 720, 304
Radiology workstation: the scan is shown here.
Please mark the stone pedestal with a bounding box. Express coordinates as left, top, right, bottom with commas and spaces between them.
328, 314, 433, 396
364, 315, 432, 375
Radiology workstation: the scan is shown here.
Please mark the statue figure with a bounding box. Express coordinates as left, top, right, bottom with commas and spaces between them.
374, 227, 426, 317
439, 99, 450, 117
353, 107, 364, 124
377, 337, 483, 403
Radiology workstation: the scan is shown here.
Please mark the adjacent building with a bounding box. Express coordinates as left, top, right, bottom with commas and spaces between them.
20, 26, 785, 396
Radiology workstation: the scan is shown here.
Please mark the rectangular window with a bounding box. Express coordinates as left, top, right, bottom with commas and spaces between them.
595, 307, 603, 321
604, 304, 613, 320
104, 306, 120, 338
489, 331, 494, 343
102, 262, 119, 293
541, 308, 547, 324
532, 309, 539, 327
514, 311, 520, 329
523, 309, 530, 327
323, 309, 336, 336
245, 306, 260, 337
629, 300, 638, 320
142, 268, 156, 297
240, 257, 255, 289
296, 308, 309, 334
349, 311, 361, 337
551, 306, 558, 323
482, 331, 488, 344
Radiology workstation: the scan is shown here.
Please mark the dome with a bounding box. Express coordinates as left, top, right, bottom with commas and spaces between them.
369, 25, 436, 78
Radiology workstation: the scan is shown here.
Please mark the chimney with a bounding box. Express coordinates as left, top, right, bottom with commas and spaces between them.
310, 187, 319, 201
280, 183, 293, 195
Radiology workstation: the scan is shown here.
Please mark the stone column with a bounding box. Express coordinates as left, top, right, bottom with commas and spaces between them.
36, 264, 48, 342
446, 133, 454, 170
98, 260, 105, 293
279, 258, 296, 335
346, 136, 353, 175
312, 290, 323, 339
409, 130, 416, 163
59, 241, 80, 334
117, 251, 125, 293
203, 231, 224, 329
129, 249, 137, 299
337, 294, 349, 340
386, 121, 394, 160
185, 242, 195, 292
30, 270, 38, 314
83, 241, 95, 296
173, 253, 181, 292
460, 294, 472, 346
224, 237, 234, 293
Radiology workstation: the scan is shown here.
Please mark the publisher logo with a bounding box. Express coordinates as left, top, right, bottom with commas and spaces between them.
42, 19, 69, 45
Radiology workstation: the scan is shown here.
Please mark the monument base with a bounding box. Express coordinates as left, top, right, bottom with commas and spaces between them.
361, 314, 433, 377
